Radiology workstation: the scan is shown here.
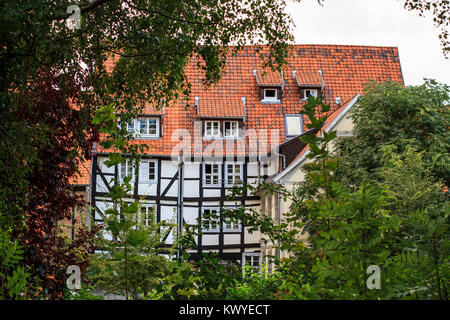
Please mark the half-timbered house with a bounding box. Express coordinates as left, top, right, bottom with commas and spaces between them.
71, 44, 404, 267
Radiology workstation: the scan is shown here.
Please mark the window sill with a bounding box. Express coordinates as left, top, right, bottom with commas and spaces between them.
139, 180, 157, 184
261, 99, 281, 104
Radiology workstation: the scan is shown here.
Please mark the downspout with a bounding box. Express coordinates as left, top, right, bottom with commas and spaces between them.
87, 142, 97, 229
257, 155, 261, 184
276, 192, 281, 261
176, 154, 184, 259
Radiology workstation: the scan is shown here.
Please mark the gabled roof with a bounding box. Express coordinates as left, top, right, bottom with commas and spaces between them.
268, 94, 360, 184
71, 44, 404, 184
293, 69, 324, 88
197, 96, 246, 118
254, 69, 285, 87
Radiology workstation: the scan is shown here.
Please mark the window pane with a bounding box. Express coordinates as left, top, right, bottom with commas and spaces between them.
149, 119, 157, 135
127, 119, 135, 133
265, 89, 276, 98
140, 119, 148, 134
121, 161, 126, 178
148, 161, 156, 180
127, 160, 133, 177
213, 122, 219, 136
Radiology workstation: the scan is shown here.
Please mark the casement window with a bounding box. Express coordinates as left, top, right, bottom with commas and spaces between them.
202, 208, 220, 232
223, 121, 239, 138
225, 163, 242, 186
204, 121, 221, 138
285, 115, 303, 137
222, 215, 241, 232
204, 163, 220, 185
140, 204, 156, 226
242, 252, 261, 273
122, 117, 160, 138
139, 160, 157, 183
202, 208, 241, 233
126, 119, 135, 135
301, 89, 318, 100
119, 159, 134, 181
139, 118, 159, 137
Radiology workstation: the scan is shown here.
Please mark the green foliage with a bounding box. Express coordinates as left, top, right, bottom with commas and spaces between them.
87, 179, 177, 299
223, 82, 449, 299
336, 79, 449, 187
0, 228, 30, 299
147, 254, 243, 300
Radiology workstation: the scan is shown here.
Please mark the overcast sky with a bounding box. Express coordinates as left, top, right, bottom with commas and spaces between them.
286, 0, 449, 86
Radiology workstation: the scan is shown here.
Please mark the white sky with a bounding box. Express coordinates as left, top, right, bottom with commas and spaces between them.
286, 0, 450, 86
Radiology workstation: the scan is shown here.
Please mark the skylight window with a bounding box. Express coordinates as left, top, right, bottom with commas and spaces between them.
285, 115, 303, 137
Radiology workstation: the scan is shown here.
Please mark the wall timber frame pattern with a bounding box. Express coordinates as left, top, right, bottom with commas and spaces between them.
90, 154, 263, 262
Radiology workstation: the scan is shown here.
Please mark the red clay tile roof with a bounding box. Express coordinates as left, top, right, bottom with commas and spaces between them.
142, 105, 164, 115
294, 68, 324, 87
72, 44, 404, 184
69, 159, 92, 185
254, 69, 284, 87
198, 96, 245, 118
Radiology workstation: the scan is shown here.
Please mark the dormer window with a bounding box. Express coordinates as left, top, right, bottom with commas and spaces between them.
205, 121, 221, 138
301, 89, 318, 100
139, 118, 159, 137
203, 120, 242, 139
254, 69, 284, 104
122, 117, 161, 138
293, 69, 325, 102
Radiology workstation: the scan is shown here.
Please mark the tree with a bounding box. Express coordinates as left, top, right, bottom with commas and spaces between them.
335, 79, 449, 187
403, 0, 449, 56
223, 85, 449, 299
376, 147, 449, 299
0, 70, 100, 299
1, 1, 300, 298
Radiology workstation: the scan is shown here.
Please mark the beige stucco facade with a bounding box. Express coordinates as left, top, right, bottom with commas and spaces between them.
259, 102, 357, 269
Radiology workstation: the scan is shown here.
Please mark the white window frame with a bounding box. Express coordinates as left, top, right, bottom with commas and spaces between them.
139, 159, 158, 183
263, 88, 278, 101
121, 117, 160, 138
222, 207, 241, 232
302, 89, 318, 100
285, 114, 303, 137
242, 252, 262, 274
201, 208, 220, 233
225, 163, 243, 186
223, 121, 239, 139
138, 117, 160, 138
203, 163, 221, 186
125, 119, 136, 135
204, 120, 221, 138
139, 204, 156, 226
119, 159, 135, 182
